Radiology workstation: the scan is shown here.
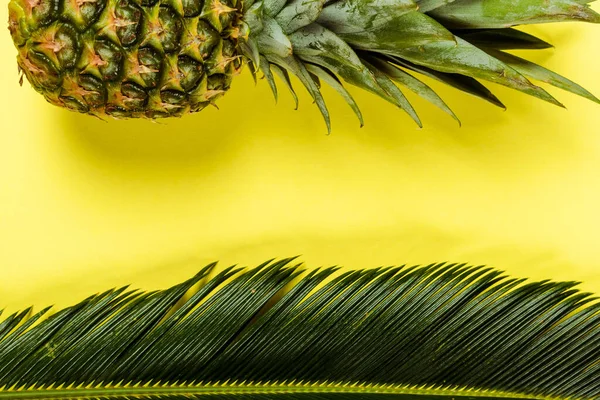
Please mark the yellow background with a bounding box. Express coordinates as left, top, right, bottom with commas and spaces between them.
1, 6, 600, 313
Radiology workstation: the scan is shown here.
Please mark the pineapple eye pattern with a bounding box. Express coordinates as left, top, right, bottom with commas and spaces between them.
9, 0, 240, 118
62, 0, 107, 30
7, 0, 600, 128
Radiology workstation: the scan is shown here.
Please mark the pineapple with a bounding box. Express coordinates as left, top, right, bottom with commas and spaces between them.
8, 0, 600, 131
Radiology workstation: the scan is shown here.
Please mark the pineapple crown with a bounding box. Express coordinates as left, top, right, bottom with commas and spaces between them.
8, 0, 600, 129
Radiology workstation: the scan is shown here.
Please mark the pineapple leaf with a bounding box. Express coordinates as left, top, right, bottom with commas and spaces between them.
267, 53, 331, 132
289, 23, 421, 126
454, 28, 554, 50
417, 0, 457, 12
0, 259, 598, 400
244, 2, 265, 35
483, 49, 600, 105
275, 0, 327, 34
271, 63, 300, 109
361, 58, 422, 127
396, 37, 564, 107
317, 5, 455, 52
430, 0, 600, 29
305, 63, 364, 127
263, 0, 287, 17
239, 39, 261, 70
289, 24, 411, 120
318, 0, 418, 35
256, 15, 293, 59
247, 60, 258, 84
389, 56, 506, 109
259, 56, 278, 102
364, 54, 461, 125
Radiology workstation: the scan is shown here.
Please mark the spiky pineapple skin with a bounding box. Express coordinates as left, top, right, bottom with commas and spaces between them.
8, 0, 244, 118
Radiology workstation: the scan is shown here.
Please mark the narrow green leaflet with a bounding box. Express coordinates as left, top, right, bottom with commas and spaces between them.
246, 0, 599, 128
396, 38, 563, 107
0, 309, 33, 342
361, 58, 422, 127
259, 56, 278, 101
289, 23, 422, 123
0, 259, 598, 400
310, 71, 321, 88
247, 60, 258, 83
271, 63, 299, 109
267, 53, 331, 131
239, 39, 261, 69
0, 308, 51, 356
305, 64, 364, 126
365, 55, 460, 124
390, 56, 506, 108
484, 49, 600, 104
430, 0, 600, 28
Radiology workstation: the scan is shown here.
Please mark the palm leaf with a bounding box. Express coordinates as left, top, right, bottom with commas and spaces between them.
0, 258, 598, 399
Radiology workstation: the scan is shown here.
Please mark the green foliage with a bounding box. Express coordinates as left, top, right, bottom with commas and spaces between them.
0, 259, 598, 399
9, 0, 600, 125
241, 0, 600, 131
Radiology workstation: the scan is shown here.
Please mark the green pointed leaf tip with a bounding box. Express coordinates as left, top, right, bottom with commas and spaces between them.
361, 57, 423, 127
305, 64, 365, 127
266, 53, 331, 132
259, 56, 278, 101
246, 0, 598, 129
389, 55, 506, 108
396, 38, 564, 107
484, 49, 600, 105
289, 23, 422, 126
271, 63, 299, 109
0, 259, 599, 400
364, 55, 460, 125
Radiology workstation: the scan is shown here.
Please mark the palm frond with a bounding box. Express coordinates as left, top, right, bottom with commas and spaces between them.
0, 258, 598, 399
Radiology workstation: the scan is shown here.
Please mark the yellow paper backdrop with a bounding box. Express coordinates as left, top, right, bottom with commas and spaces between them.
1, 5, 600, 313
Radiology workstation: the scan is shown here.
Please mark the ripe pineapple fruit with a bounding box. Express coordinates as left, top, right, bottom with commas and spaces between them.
8, 0, 600, 131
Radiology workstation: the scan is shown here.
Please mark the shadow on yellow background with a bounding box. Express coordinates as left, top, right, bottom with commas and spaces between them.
1, 11, 599, 313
